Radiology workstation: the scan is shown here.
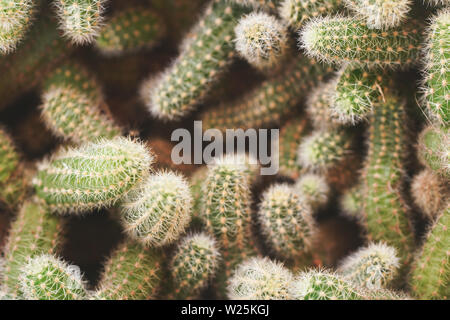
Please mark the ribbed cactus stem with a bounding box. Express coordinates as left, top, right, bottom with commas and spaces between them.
410, 205, 449, 299
0, 0, 36, 54
338, 242, 400, 290
301, 16, 423, 68
361, 94, 414, 278
140, 0, 249, 121
1, 201, 61, 298
227, 257, 293, 300
201, 56, 330, 131
343, 0, 412, 30
421, 9, 449, 127
54, 0, 106, 44
95, 7, 166, 56
190, 166, 209, 227
33, 137, 153, 214
20, 254, 87, 300
294, 173, 330, 211
95, 241, 162, 300
417, 125, 449, 179
171, 233, 220, 299
120, 170, 192, 247
306, 80, 341, 130
234, 12, 289, 72
279, 0, 342, 30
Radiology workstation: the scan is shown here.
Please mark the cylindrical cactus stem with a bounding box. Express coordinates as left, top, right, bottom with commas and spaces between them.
170, 233, 220, 299
201, 56, 331, 131
258, 184, 315, 264
41, 63, 122, 144
227, 257, 293, 300
1, 201, 62, 298
95, 240, 162, 300
278, 0, 343, 30
19, 254, 87, 300
343, 0, 412, 30
230, 0, 280, 12
423, 0, 450, 7
95, 7, 166, 56
365, 288, 411, 300
120, 170, 192, 248
361, 94, 415, 279
234, 12, 289, 72
54, 0, 107, 45
297, 127, 354, 173
140, 0, 250, 121
0, 0, 36, 54
33, 137, 153, 214
190, 166, 209, 227
421, 9, 449, 127
411, 168, 449, 220
410, 205, 449, 299
330, 66, 393, 125
294, 173, 330, 211
276, 118, 311, 179
338, 242, 400, 290
289, 269, 364, 300
306, 80, 342, 130
340, 184, 363, 220
417, 125, 449, 179
301, 16, 423, 68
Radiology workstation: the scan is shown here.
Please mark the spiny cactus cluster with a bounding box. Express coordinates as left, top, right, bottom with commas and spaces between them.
0, 0, 449, 302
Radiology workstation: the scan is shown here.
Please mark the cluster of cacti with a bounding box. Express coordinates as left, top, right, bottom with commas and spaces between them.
0, 0, 449, 302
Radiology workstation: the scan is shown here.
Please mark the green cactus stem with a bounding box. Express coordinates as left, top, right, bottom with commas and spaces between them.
294, 173, 330, 211
417, 125, 449, 179
306, 79, 341, 130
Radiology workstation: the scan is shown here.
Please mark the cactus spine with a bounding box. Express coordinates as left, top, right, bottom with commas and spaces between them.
421, 9, 449, 127
301, 16, 423, 68
344, 0, 412, 30
1, 201, 61, 298
361, 94, 414, 278
227, 257, 293, 300
234, 12, 289, 72
95, 7, 166, 56
20, 254, 87, 300
54, 0, 106, 44
95, 241, 162, 300
338, 242, 400, 290
170, 233, 220, 299
33, 137, 153, 214
140, 0, 249, 121
417, 125, 449, 179
120, 171, 192, 247
294, 173, 330, 211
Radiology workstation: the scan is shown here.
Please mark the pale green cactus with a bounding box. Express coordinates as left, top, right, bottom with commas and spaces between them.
417, 125, 449, 179
33, 137, 153, 214
20, 254, 88, 300
227, 257, 293, 300
340, 184, 363, 219
230, 0, 280, 11
294, 173, 330, 211
120, 170, 192, 247
170, 233, 220, 299
306, 80, 341, 130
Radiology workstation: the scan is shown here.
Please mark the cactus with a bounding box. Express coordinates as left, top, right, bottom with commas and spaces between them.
410, 205, 449, 299
411, 169, 448, 220
120, 171, 192, 247
170, 233, 220, 299
1, 201, 61, 298
0, 0, 36, 54
140, 0, 250, 121
201, 56, 331, 131
338, 242, 400, 290
190, 166, 209, 227
278, 0, 342, 30
227, 257, 293, 300
54, 0, 106, 45
301, 15, 423, 68
289, 269, 364, 300
417, 125, 449, 179
344, 0, 412, 30
40, 63, 122, 144
423, 0, 450, 7
340, 184, 363, 219
297, 128, 353, 172
19, 254, 87, 300
95, 7, 166, 56
294, 173, 330, 211
361, 94, 414, 278
95, 240, 162, 300
33, 137, 153, 214
421, 9, 449, 127
306, 80, 341, 130
234, 12, 289, 72
258, 184, 315, 261
230, 0, 280, 11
